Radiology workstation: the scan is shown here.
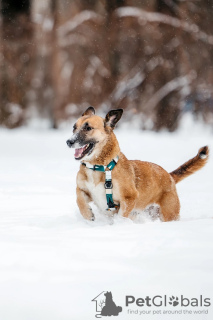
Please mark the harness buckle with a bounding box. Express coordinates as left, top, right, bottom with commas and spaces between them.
104, 181, 113, 189
106, 208, 116, 212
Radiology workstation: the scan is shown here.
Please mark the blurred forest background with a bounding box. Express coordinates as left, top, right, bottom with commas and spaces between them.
0, 0, 213, 131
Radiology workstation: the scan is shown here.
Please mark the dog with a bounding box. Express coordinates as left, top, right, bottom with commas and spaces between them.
101, 291, 122, 316
66, 107, 209, 222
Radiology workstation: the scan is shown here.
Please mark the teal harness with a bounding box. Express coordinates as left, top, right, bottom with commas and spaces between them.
81, 156, 119, 211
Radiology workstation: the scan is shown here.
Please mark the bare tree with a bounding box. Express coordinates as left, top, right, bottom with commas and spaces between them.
0, 0, 213, 130
99, 299, 105, 309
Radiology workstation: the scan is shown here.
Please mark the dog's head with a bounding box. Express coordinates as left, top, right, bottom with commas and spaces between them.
104, 291, 113, 301
66, 107, 123, 161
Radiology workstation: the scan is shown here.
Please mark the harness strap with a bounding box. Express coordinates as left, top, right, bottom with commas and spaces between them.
81, 156, 119, 211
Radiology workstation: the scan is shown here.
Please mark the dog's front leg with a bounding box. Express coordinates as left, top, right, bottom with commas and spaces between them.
76, 187, 94, 221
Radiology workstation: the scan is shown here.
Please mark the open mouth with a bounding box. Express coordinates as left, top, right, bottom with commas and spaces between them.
74, 143, 94, 160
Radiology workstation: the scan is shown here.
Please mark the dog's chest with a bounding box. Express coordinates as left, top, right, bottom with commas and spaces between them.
85, 170, 108, 212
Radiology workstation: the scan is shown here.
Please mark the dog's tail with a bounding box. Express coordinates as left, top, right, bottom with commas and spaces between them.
170, 146, 209, 184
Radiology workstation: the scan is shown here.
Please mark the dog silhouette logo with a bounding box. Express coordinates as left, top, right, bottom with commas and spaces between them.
92, 291, 122, 318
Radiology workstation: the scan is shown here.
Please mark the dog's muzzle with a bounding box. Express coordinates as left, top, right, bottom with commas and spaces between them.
66, 139, 74, 148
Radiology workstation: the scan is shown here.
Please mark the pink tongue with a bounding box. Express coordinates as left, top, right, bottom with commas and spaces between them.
75, 147, 84, 158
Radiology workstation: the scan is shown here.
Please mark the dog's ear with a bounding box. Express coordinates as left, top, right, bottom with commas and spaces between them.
82, 106, 95, 117
105, 109, 123, 129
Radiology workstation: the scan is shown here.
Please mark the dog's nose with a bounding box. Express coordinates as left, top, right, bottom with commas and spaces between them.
66, 139, 73, 147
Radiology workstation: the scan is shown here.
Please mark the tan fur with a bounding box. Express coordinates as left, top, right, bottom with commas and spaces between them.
75, 115, 209, 222
170, 146, 209, 183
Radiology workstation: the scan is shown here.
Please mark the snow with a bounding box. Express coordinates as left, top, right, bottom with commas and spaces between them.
83, 56, 110, 90
116, 7, 213, 46
57, 10, 102, 37
0, 119, 213, 319
144, 73, 195, 113
112, 71, 145, 103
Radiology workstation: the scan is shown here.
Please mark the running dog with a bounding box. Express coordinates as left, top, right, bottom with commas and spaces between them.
66, 107, 209, 221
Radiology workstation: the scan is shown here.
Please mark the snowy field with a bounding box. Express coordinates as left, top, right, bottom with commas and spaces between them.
0, 117, 213, 320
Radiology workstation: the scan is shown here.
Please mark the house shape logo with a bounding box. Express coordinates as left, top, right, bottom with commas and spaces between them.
92, 291, 122, 318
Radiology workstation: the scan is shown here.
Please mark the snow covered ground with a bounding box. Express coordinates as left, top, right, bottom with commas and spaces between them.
0, 117, 213, 320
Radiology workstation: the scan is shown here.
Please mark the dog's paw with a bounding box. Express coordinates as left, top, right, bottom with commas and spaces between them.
90, 214, 95, 221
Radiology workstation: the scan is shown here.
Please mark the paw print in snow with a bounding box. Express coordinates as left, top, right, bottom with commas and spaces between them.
169, 296, 179, 306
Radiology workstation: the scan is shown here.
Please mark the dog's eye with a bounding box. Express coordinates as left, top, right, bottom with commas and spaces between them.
86, 126, 92, 131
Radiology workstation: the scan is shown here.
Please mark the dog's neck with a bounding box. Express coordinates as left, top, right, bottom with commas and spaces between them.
85, 131, 120, 166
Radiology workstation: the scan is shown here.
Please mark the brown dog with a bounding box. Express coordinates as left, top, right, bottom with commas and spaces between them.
66, 107, 209, 222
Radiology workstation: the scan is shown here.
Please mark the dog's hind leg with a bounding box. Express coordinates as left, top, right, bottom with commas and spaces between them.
120, 193, 138, 219
76, 187, 94, 221
158, 190, 180, 222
